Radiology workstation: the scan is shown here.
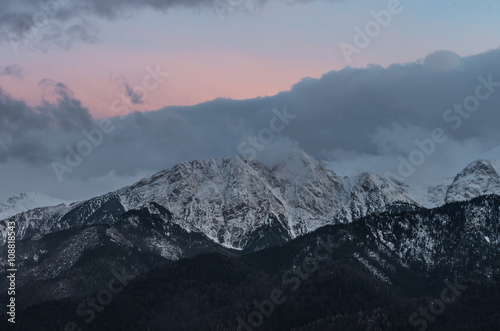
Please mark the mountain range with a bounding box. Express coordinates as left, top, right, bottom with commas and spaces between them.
1, 152, 499, 251
1, 152, 500, 330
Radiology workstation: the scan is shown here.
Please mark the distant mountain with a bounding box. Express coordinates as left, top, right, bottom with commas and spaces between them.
0, 192, 71, 220
445, 159, 500, 203
339, 172, 416, 221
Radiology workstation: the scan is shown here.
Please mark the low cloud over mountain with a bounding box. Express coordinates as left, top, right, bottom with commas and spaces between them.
1, 49, 500, 199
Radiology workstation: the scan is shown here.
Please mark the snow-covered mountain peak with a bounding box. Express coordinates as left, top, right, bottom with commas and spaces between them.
340, 172, 418, 220
456, 159, 500, 179
354, 172, 387, 189
445, 159, 500, 203
115, 152, 417, 248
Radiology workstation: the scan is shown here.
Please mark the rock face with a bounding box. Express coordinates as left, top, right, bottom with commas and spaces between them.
1, 153, 500, 251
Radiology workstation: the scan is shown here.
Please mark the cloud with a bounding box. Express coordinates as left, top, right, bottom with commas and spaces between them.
0, 80, 93, 163
1, 49, 500, 198
0, 0, 334, 50
421, 50, 463, 71
0, 64, 25, 78
124, 84, 146, 105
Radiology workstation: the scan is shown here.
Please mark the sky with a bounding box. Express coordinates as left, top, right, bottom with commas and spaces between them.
0, 0, 500, 201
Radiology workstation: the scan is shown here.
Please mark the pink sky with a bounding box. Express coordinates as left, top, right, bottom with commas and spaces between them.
0, 46, 341, 119
1, 0, 498, 119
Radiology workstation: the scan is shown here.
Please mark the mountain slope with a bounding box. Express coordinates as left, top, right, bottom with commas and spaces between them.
11, 195, 500, 331
0, 201, 236, 309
